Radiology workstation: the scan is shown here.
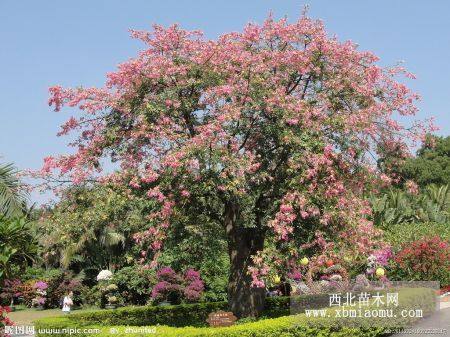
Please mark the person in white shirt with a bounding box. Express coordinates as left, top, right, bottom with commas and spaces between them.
62, 291, 74, 314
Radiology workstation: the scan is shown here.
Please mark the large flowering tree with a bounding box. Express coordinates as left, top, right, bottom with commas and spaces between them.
40, 15, 432, 317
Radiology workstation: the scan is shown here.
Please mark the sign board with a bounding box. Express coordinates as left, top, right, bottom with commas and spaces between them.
206, 310, 237, 327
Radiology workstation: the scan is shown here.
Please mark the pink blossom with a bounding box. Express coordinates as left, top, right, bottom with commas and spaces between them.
405, 180, 419, 195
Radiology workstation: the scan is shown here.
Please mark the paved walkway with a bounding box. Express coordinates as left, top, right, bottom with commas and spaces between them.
390, 302, 450, 337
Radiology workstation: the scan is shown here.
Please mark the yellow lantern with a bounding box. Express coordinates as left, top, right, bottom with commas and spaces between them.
273, 275, 281, 284
376, 267, 385, 277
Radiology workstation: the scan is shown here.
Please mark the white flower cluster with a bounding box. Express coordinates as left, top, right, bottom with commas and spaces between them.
96, 269, 113, 281
329, 274, 342, 282
36, 289, 47, 296
367, 254, 377, 265
366, 254, 377, 274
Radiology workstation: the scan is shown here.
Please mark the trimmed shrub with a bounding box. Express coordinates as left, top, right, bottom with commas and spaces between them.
35, 317, 386, 337
36, 288, 436, 337
42, 301, 228, 328
33, 295, 317, 329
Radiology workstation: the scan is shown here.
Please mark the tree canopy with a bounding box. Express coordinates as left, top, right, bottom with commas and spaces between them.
38, 15, 431, 317
403, 135, 450, 187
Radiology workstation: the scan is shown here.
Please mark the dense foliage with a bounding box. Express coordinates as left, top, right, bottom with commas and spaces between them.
37, 185, 149, 273
370, 185, 449, 228
0, 216, 38, 280
0, 162, 37, 283
370, 184, 450, 286
384, 221, 450, 247
110, 266, 155, 305
402, 135, 450, 187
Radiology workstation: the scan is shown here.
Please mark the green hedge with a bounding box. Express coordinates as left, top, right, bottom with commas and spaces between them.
35, 288, 436, 337
47, 301, 228, 328
34, 295, 312, 328
35, 317, 386, 337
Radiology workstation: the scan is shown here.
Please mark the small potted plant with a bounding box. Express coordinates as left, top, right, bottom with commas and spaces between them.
105, 295, 118, 309
96, 270, 114, 309
104, 284, 119, 309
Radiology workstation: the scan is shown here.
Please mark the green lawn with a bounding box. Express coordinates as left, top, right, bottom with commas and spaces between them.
9, 306, 99, 326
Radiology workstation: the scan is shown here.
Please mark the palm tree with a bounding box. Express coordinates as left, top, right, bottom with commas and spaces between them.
0, 216, 38, 279
0, 162, 27, 217
59, 225, 126, 270
370, 184, 450, 227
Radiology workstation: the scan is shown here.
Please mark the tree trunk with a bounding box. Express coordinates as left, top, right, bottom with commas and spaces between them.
225, 201, 266, 318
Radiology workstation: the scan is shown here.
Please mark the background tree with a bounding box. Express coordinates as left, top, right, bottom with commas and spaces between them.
0, 216, 38, 279
39, 15, 431, 317
38, 185, 146, 273
0, 162, 36, 280
0, 163, 27, 217
377, 135, 449, 188
402, 135, 450, 187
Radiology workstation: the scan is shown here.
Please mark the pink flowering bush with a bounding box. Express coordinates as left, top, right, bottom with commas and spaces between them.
151, 267, 204, 304
366, 247, 393, 277
37, 11, 432, 317
183, 269, 204, 301
31, 281, 48, 308
0, 279, 22, 306
0, 305, 13, 336
391, 236, 450, 285
34, 281, 48, 290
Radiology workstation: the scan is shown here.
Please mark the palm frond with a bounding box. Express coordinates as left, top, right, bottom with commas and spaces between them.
0, 163, 27, 217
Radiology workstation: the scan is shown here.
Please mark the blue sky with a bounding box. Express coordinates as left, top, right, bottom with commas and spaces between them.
0, 1, 449, 203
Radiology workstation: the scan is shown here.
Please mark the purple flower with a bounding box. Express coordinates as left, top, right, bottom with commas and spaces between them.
373, 248, 393, 266
184, 269, 201, 282
151, 281, 181, 299
151, 267, 204, 302
34, 281, 48, 290
184, 279, 204, 301
366, 268, 375, 275
156, 267, 180, 283
288, 270, 302, 281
